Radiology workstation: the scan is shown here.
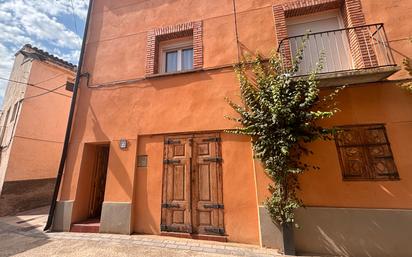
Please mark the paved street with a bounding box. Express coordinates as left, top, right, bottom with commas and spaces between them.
0, 207, 281, 257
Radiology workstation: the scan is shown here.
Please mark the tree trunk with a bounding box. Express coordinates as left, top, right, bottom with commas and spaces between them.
282, 222, 296, 255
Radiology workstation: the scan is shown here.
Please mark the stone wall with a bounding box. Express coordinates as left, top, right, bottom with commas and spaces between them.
0, 178, 55, 216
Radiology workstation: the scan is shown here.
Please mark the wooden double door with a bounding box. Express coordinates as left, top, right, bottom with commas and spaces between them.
161, 133, 225, 236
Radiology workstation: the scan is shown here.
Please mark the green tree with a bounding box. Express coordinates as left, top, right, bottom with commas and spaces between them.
399, 37, 412, 93
401, 57, 412, 93
226, 46, 342, 224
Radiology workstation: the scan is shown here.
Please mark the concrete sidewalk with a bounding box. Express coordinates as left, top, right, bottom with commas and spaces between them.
0, 206, 282, 257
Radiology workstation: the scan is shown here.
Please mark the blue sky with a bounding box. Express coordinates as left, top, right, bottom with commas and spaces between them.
0, 0, 89, 105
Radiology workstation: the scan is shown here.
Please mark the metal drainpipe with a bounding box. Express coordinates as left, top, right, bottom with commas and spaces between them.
44, 0, 94, 231
232, 0, 241, 62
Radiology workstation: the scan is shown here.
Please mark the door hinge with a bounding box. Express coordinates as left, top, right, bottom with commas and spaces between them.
165, 139, 181, 145
161, 224, 192, 233
161, 225, 180, 232
204, 204, 224, 209
202, 137, 221, 143
205, 227, 225, 235
203, 157, 223, 163
161, 203, 180, 208
163, 159, 181, 164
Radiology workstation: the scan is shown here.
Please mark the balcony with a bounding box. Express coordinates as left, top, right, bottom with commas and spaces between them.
277, 23, 400, 87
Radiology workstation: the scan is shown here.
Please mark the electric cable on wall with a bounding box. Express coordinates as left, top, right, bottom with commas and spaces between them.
0, 83, 69, 151
0, 76, 71, 98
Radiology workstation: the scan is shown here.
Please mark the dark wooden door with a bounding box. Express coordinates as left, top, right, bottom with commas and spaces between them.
191, 134, 224, 236
161, 134, 224, 236
161, 136, 192, 233
89, 145, 109, 219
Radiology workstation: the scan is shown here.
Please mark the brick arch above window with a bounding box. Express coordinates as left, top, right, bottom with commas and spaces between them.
283, 0, 342, 18
272, 0, 375, 69
145, 21, 203, 76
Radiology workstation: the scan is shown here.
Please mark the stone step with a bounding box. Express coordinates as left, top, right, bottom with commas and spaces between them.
70, 219, 100, 233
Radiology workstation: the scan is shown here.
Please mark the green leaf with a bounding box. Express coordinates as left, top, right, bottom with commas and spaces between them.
225, 40, 342, 224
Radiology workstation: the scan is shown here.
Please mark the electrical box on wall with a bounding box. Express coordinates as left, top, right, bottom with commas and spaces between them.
137, 155, 148, 167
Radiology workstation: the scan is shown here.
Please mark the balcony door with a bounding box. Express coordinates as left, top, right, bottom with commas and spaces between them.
287, 10, 352, 75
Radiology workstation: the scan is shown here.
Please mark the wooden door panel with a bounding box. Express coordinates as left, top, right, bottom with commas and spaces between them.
89, 145, 109, 218
192, 134, 224, 236
161, 136, 192, 233
198, 164, 211, 201
172, 164, 185, 200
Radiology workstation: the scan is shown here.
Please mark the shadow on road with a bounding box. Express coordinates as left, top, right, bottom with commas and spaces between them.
0, 206, 51, 257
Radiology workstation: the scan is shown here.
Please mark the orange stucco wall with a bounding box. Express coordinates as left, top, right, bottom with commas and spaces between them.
133, 133, 260, 244
255, 82, 412, 209
362, 0, 412, 79
300, 83, 412, 209
5, 60, 73, 181
59, 0, 412, 245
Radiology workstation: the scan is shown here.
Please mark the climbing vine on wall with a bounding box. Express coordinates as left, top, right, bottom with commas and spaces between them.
226, 44, 342, 224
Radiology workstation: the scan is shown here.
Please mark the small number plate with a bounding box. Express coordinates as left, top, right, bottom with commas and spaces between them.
137, 155, 148, 167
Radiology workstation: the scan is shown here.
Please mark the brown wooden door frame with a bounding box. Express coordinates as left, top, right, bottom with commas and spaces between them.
88, 144, 110, 219
161, 133, 225, 236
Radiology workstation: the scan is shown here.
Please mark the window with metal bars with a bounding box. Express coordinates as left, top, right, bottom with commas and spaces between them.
335, 124, 399, 181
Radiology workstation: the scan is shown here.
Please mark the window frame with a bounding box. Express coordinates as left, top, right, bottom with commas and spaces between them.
285, 9, 344, 27
10, 102, 19, 123
335, 124, 399, 182
285, 9, 354, 73
159, 38, 194, 74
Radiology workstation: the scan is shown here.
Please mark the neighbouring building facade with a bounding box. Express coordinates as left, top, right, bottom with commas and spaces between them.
51, 0, 412, 256
0, 45, 75, 216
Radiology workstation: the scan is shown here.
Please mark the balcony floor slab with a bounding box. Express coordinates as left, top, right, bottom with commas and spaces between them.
311, 65, 401, 87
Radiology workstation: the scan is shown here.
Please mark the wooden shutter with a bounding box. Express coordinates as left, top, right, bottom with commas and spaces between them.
161, 136, 192, 233
364, 126, 398, 179
191, 134, 224, 236
335, 127, 369, 179
335, 125, 399, 180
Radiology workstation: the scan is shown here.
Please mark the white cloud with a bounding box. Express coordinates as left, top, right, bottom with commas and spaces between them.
0, 0, 88, 106
31, 0, 89, 20
52, 48, 81, 66
0, 43, 14, 103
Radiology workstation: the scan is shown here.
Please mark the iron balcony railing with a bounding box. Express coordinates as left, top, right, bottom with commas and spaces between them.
277, 23, 396, 75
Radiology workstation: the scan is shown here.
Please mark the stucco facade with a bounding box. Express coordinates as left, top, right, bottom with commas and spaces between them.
0, 45, 75, 216
52, 0, 412, 256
